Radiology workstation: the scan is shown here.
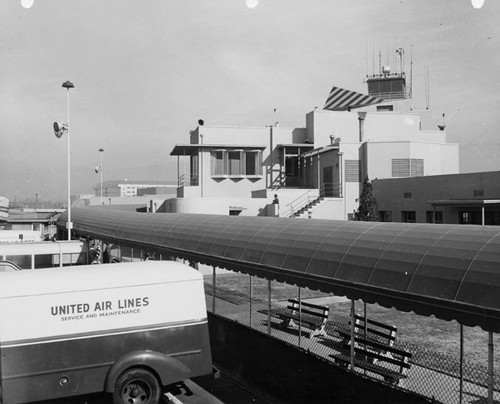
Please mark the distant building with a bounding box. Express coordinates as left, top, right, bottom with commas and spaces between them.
136, 186, 177, 197
373, 171, 500, 225
94, 180, 177, 198
0, 208, 63, 241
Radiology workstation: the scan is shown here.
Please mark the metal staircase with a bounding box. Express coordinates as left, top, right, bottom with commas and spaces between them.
291, 197, 324, 218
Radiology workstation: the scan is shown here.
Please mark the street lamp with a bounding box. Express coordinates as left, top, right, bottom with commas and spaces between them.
98, 148, 104, 205
55, 80, 74, 240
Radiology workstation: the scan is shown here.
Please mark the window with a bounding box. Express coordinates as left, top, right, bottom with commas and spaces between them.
426, 211, 433, 223
392, 159, 424, 177
211, 149, 262, 177
473, 189, 484, 197
211, 150, 225, 176
345, 160, 361, 182
426, 211, 443, 224
377, 105, 394, 112
403, 192, 412, 199
379, 211, 392, 222
460, 211, 480, 225
227, 150, 242, 175
245, 150, 262, 175
6, 255, 31, 269
401, 211, 416, 223
35, 254, 54, 268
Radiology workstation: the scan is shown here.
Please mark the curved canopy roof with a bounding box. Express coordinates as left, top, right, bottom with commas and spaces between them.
59, 208, 500, 332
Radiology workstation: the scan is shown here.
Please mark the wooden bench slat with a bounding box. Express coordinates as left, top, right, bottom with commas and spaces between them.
351, 326, 396, 343
330, 353, 408, 384
354, 315, 397, 332
288, 299, 328, 311
286, 306, 329, 319
350, 335, 409, 358
353, 346, 411, 369
267, 299, 329, 338
277, 311, 325, 327
335, 326, 393, 346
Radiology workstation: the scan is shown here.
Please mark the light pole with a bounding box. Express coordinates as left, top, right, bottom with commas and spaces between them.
98, 148, 104, 205
62, 80, 74, 240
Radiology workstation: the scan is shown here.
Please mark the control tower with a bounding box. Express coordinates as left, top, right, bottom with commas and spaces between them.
366, 48, 410, 101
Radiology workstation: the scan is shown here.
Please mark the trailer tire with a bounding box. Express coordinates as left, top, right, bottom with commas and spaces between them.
113, 368, 161, 404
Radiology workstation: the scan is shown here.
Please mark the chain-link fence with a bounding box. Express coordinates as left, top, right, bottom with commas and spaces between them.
92, 243, 499, 404
204, 268, 500, 404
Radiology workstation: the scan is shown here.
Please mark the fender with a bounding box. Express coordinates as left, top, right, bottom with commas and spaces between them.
104, 350, 191, 392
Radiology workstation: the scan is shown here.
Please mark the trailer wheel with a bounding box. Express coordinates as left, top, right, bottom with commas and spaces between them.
113, 368, 161, 404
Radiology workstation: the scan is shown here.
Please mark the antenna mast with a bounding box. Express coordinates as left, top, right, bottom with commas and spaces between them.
409, 45, 413, 109
396, 47, 404, 75
424, 66, 431, 110
378, 50, 382, 75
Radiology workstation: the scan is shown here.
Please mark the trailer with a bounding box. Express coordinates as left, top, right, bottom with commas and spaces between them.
0, 261, 212, 404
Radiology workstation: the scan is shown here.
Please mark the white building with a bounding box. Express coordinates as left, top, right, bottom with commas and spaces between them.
93, 180, 177, 198
167, 104, 459, 219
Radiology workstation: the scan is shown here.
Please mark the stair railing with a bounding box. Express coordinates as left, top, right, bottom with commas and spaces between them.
282, 189, 319, 218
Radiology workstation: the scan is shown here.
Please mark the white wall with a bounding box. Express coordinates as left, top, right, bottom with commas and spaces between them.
363, 113, 421, 142
440, 144, 460, 174
192, 125, 306, 198
199, 125, 269, 145
163, 197, 273, 216
365, 141, 459, 180
307, 199, 345, 220
308, 110, 360, 146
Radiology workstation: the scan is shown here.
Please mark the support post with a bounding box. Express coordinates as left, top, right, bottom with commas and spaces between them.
317, 156, 321, 195
66, 88, 72, 240
177, 156, 180, 187
267, 279, 271, 335
363, 302, 367, 369
350, 300, 355, 371
488, 331, 494, 404
249, 275, 252, 327
212, 266, 216, 314
459, 324, 463, 404
298, 287, 302, 348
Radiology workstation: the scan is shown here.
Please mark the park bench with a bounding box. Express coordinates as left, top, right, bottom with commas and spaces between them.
334, 315, 397, 353
269, 298, 329, 338
330, 335, 412, 385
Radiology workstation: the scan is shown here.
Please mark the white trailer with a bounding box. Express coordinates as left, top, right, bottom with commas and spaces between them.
0, 261, 212, 404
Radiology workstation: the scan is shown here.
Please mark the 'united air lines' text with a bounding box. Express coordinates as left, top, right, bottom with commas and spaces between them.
50, 297, 149, 321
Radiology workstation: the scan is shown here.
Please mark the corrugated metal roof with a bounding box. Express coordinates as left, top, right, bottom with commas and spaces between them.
59, 208, 500, 332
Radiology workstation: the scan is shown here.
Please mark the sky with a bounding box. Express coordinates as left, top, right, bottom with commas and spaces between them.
1, 0, 499, 203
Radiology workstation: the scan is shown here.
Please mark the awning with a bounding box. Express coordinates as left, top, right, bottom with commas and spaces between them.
324, 86, 384, 111
59, 208, 500, 332
300, 145, 339, 158
427, 199, 500, 207
275, 144, 314, 149
171, 144, 267, 156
